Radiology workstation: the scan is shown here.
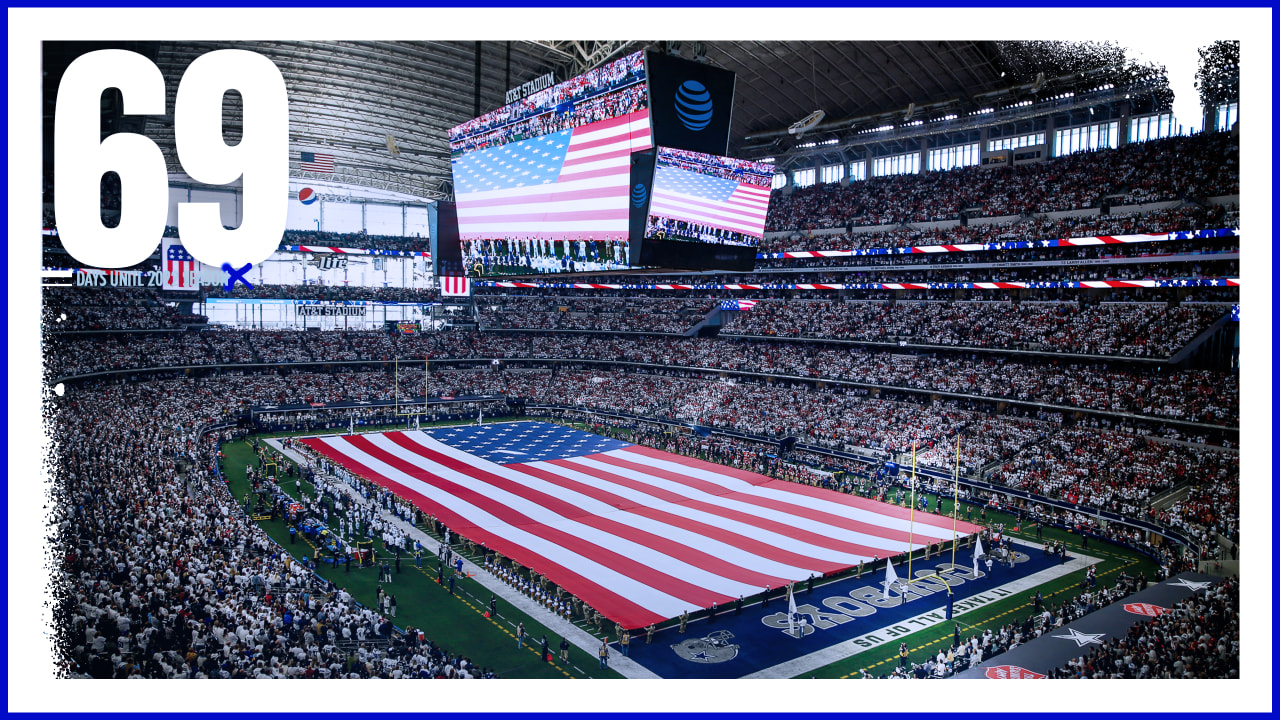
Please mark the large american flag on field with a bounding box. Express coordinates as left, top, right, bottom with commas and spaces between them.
161, 239, 198, 290
649, 165, 771, 239
301, 422, 979, 629
451, 110, 651, 240
300, 152, 335, 173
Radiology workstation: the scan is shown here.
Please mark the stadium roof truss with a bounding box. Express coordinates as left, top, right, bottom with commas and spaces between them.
142, 40, 1156, 199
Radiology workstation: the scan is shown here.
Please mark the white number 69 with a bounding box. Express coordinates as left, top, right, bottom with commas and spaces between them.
54, 49, 287, 269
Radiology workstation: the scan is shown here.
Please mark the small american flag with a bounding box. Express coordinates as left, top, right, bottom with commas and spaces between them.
300, 152, 335, 173
720, 299, 757, 311
440, 276, 471, 297
162, 239, 198, 290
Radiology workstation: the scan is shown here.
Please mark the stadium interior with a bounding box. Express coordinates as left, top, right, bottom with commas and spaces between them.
42, 39, 1241, 681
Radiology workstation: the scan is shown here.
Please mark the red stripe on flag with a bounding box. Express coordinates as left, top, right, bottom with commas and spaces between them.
301, 435, 668, 627
381, 435, 792, 589
553, 455, 905, 558
510, 462, 823, 582
595, 450, 945, 546
347, 434, 724, 607
621, 445, 981, 536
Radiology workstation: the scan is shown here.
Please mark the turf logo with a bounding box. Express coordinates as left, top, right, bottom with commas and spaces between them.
671, 630, 739, 664
1123, 602, 1169, 617
984, 665, 1046, 679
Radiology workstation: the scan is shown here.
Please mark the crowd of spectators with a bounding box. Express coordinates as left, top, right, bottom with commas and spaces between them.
50, 376, 494, 678
1049, 576, 1238, 679
45, 329, 1239, 426
721, 300, 1226, 358
886, 568, 1152, 678
987, 422, 1239, 523
48, 351, 1237, 678
764, 133, 1238, 231
44, 287, 208, 331
477, 296, 714, 334
448, 53, 645, 154
582, 257, 1238, 291
204, 284, 442, 303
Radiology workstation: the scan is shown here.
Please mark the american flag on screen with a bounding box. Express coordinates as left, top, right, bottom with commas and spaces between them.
300, 152, 335, 173
451, 110, 651, 239
300, 422, 978, 629
720, 299, 757, 311
161, 239, 198, 290
440, 275, 471, 297
649, 166, 771, 239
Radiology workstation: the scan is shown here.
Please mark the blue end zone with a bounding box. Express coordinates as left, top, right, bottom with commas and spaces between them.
622, 541, 1067, 678
423, 420, 632, 464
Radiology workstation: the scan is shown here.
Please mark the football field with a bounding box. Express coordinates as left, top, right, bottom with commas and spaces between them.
301, 421, 985, 630
286, 420, 1129, 678
236, 420, 1158, 678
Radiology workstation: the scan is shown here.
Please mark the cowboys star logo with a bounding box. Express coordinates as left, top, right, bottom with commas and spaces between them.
1052, 628, 1106, 647
671, 630, 740, 664
1167, 578, 1213, 592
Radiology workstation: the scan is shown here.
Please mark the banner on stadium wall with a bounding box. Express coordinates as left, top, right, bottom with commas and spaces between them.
758, 228, 1238, 260
72, 268, 163, 287
440, 276, 471, 297
476, 277, 1240, 292
161, 238, 199, 291
296, 305, 367, 317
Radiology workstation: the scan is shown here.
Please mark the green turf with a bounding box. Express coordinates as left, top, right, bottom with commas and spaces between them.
800, 503, 1157, 678
221, 437, 623, 679
220, 424, 1158, 679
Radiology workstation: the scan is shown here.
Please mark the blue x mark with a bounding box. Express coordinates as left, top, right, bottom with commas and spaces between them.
222, 263, 253, 291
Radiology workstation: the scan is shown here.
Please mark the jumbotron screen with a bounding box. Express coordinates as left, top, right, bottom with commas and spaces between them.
645, 147, 773, 248
449, 51, 650, 277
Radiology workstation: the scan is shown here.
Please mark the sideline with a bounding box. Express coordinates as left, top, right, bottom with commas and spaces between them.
265, 434, 661, 679
740, 546, 1100, 679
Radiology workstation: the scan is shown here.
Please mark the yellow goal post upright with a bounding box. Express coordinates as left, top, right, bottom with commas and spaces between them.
899, 435, 964, 603
394, 355, 431, 416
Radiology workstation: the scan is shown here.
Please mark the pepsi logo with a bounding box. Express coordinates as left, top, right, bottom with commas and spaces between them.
630, 183, 649, 208
298, 187, 318, 205
984, 665, 1046, 680
674, 80, 713, 131
1124, 602, 1170, 617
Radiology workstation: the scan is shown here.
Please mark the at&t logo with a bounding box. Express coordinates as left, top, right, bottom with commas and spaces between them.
674, 80, 713, 131
630, 183, 648, 208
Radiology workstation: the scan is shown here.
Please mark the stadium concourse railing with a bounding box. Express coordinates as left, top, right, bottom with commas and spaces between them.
49, 355, 1239, 436
480, 326, 1204, 365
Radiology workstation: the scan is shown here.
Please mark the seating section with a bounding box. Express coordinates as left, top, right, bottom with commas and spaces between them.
44, 328, 1239, 426
765, 134, 1238, 231
477, 296, 715, 334
722, 300, 1226, 357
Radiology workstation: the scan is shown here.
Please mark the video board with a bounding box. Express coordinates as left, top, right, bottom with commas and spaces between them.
646, 147, 772, 248
449, 52, 651, 277
448, 49, 759, 276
